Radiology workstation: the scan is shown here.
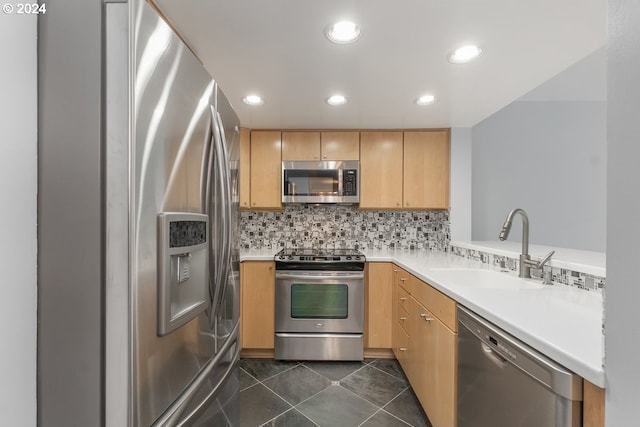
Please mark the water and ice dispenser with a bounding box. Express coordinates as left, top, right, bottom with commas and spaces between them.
157, 213, 209, 336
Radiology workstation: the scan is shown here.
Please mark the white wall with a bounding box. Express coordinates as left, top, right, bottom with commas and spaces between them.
449, 128, 472, 241
0, 12, 37, 427
471, 99, 606, 251
605, 0, 640, 423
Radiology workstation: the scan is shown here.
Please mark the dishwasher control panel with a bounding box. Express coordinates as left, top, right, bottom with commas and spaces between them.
487, 334, 517, 361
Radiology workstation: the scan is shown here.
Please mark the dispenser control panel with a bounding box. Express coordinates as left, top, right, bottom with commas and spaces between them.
157, 213, 209, 336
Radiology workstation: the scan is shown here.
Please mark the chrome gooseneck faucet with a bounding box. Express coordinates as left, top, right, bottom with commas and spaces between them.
499, 208, 555, 280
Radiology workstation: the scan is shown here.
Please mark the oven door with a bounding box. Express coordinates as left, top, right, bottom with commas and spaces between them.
275, 270, 364, 334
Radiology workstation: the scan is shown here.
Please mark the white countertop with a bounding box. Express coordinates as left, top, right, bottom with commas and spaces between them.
240, 248, 605, 387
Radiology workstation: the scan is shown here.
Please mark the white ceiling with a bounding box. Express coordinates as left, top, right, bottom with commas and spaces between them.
152, 0, 606, 130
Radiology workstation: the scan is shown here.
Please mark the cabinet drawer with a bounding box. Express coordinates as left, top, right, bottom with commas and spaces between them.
412, 279, 457, 332
397, 267, 412, 292
398, 303, 410, 334
398, 286, 410, 312
396, 323, 410, 369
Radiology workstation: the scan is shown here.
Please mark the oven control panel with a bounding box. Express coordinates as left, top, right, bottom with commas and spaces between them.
277, 254, 364, 262
275, 249, 366, 271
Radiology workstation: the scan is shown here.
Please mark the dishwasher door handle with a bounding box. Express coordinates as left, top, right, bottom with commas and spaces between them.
481, 343, 509, 368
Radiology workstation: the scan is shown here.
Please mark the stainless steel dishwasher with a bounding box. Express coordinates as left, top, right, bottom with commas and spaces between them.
457, 306, 583, 427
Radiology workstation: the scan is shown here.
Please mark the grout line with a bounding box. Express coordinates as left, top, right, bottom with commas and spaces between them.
259, 408, 320, 427
242, 359, 426, 427
367, 362, 409, 383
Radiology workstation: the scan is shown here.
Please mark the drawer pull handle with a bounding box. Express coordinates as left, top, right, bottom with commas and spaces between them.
400, 317, 407, 321
399, 297, 407, 301
400, 278, 407, 282
399, 347, 408, 351
420, 313, 434, 322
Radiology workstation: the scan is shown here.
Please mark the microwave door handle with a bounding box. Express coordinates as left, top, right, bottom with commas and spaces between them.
338, 168, 343, 196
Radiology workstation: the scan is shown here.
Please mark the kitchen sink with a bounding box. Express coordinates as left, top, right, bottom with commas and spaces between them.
427, 268, 545, 290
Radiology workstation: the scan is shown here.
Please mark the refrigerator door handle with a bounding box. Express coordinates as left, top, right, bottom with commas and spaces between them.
208, 105, 226, 326
201, 107, 214, 215
175, 337, 240, 427
151, 320, 240, 427
212, 111, 233, 315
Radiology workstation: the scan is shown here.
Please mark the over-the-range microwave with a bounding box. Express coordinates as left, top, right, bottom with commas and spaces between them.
282, 160, 359, 204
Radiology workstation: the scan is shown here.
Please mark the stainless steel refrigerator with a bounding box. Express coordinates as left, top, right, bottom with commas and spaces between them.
38, 1, 240, 425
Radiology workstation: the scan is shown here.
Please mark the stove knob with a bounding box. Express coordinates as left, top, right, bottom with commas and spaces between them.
279, 255, 284, 259
355, 256, 361, 260
287, 256, 294, 260
346, 256, 352, 260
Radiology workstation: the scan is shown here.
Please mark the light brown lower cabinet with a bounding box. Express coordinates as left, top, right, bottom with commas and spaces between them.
240, 261, 275, 351
410, 296, 456, 427
391, 264, 457, 427
365, 262, 393, 349
583, 380, 605, 427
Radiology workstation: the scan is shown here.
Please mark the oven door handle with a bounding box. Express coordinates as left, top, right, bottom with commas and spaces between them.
275, 272, 364, 281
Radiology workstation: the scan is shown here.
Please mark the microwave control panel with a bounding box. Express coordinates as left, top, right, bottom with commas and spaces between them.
343, 169, 358, 196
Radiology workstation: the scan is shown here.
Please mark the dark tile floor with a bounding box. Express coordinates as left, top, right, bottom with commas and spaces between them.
239, 358, 432, 427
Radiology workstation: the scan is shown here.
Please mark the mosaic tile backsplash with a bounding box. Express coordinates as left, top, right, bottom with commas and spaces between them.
449, 244, 606, 293
240, 205, 450, 251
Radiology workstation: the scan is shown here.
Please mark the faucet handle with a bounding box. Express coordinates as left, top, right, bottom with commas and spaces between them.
523, 250, 555, 269
537, 250, 555, 268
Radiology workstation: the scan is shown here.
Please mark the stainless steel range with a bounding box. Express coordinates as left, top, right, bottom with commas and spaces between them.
274, 249, 366, 361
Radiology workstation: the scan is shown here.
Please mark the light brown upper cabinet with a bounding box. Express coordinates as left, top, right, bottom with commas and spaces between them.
403, 130, 450, 209
359, 131, 404, 209
281, 131, 321, 160
320, 131, 360, 160
250, 131, 282, 209
239, 128, 251, 209
282, 131, 360, 161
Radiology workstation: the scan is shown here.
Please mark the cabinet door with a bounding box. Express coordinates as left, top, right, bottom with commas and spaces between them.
321, 131, 360, 160
240, 261, 275, 349
239, 128, 251, 209
426, 315, 457, 427
250, 131, 282, 209
365, 263, 393, 349
411, 297, 457, 427
281, 131, 321, 160
403, 130, 450, 209
409, 297, 429, 410
360, 131, 403, 209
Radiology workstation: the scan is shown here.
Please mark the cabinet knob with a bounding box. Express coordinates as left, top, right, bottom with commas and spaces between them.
396, 202, 400, 207
406, 201, 410, 207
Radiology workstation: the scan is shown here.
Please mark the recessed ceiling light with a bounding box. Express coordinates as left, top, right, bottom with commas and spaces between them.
448, 45, 483, 64
242, 95, 264, 106
326, 95, 348, 106
324, 21, 361, 44
415, 94, 437, 106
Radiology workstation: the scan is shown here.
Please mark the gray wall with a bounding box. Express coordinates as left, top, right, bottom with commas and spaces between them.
606, 0, 640, 423
450, 128, 473, 241
471, 100, 606, 251
0, 12, 37, 427
38, 0, 105, 425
